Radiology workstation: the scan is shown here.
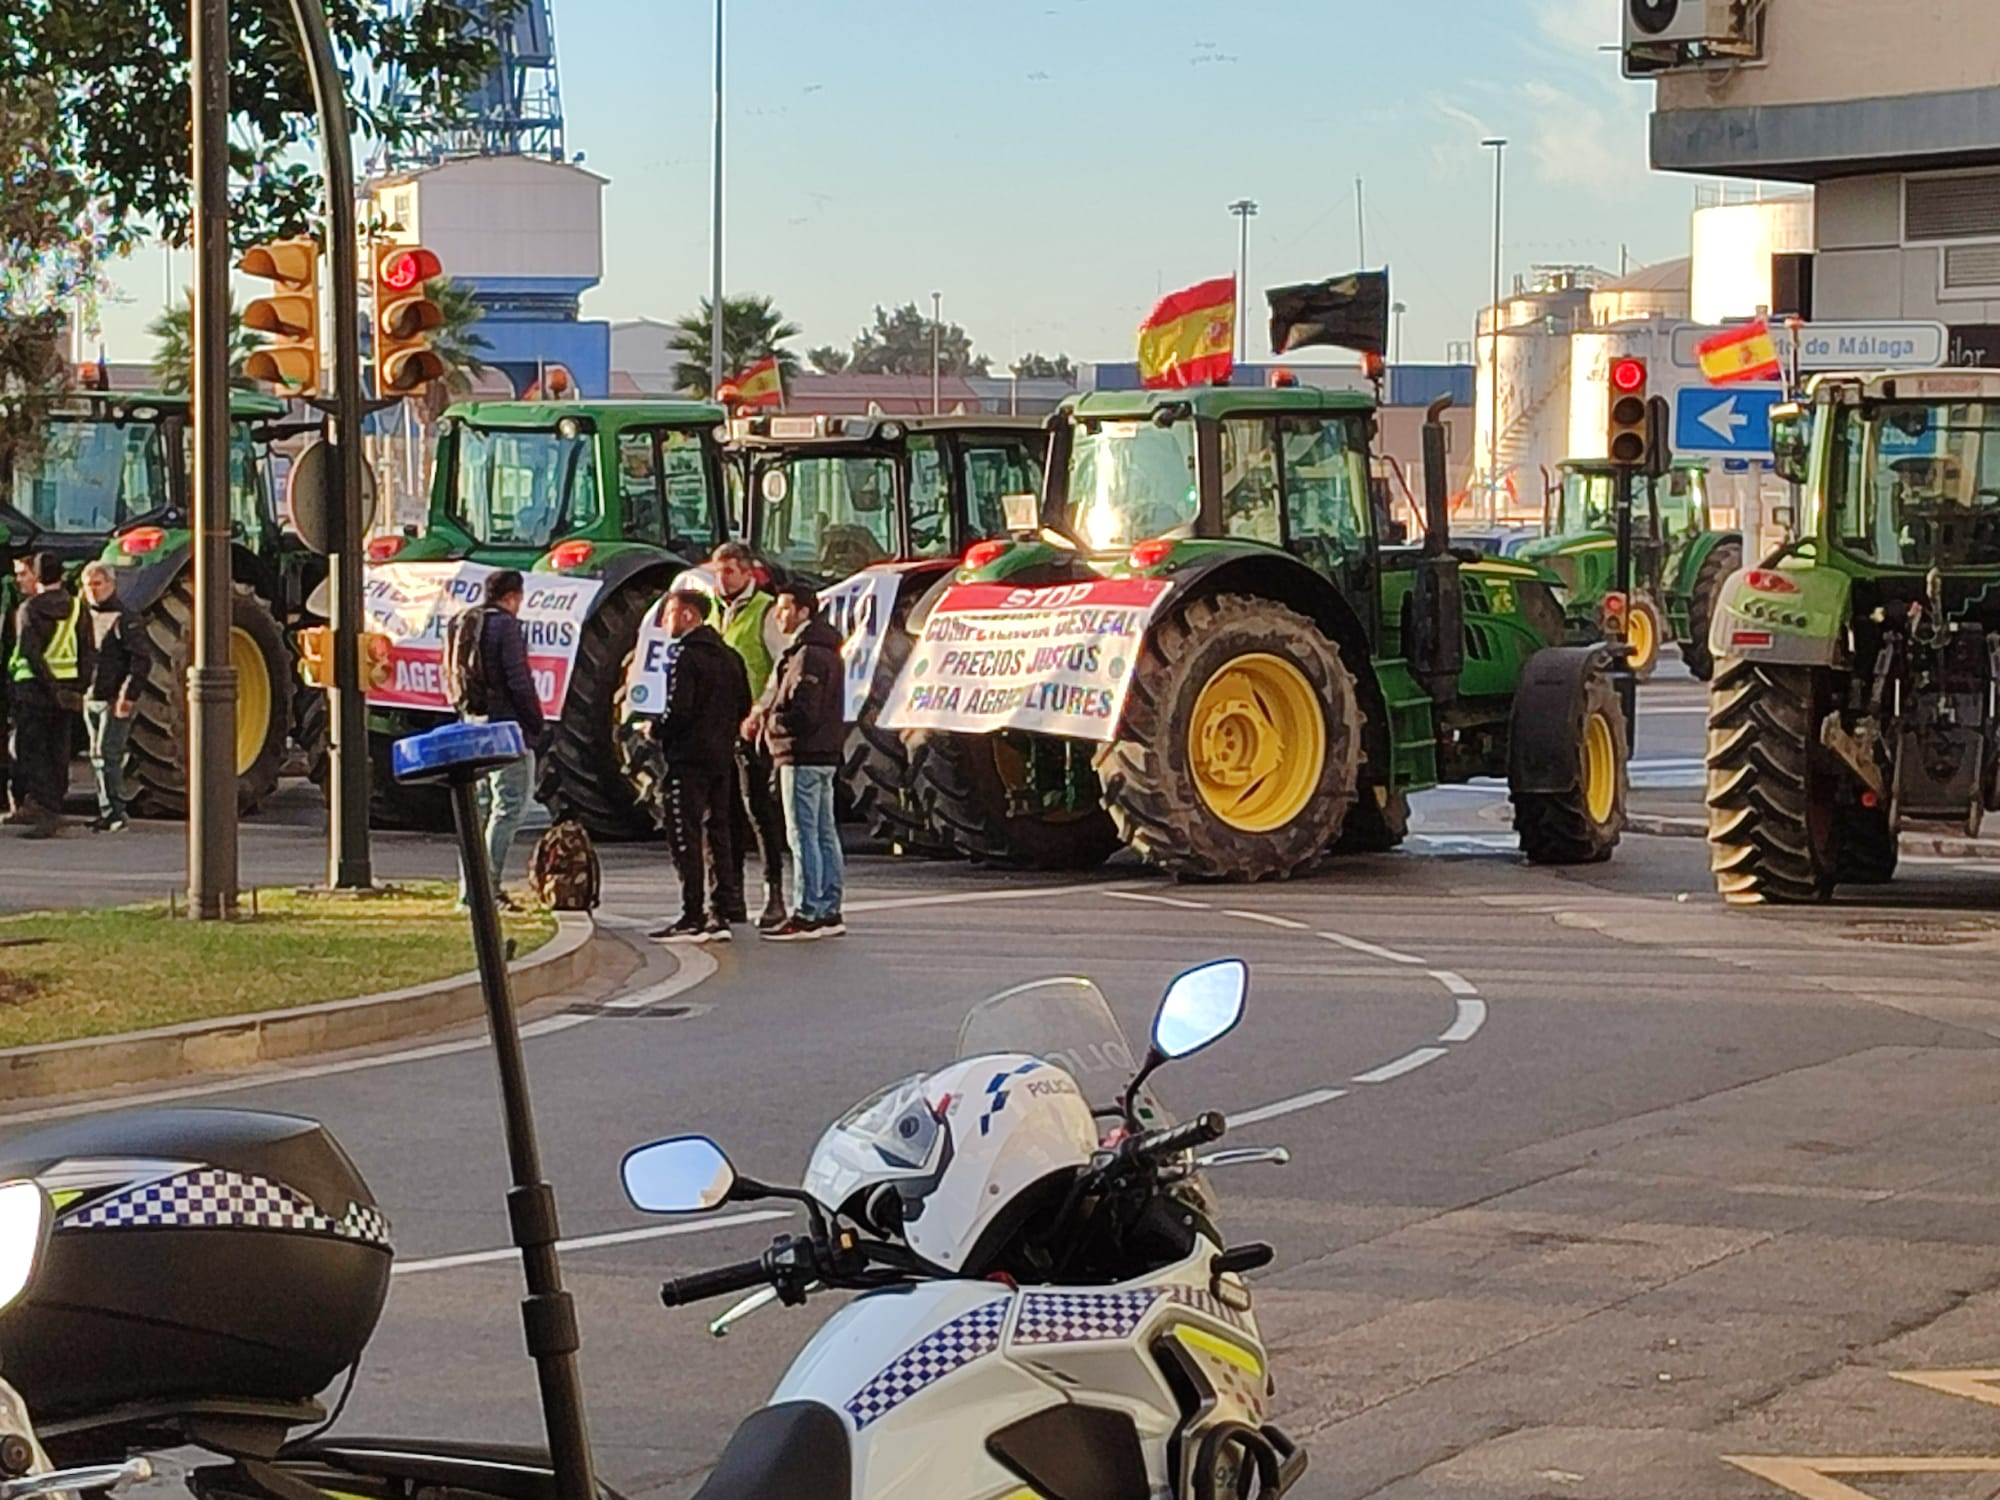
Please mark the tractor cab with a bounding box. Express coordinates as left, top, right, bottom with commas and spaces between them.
729, 412, 1046, 585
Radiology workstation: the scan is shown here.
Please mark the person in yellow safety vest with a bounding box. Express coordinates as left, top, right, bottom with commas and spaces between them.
7, 552, 88, 839
710, 540, 791, 932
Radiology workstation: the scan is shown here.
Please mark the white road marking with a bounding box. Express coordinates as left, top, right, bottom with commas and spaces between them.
845, 883, 1128, 913
1428, 970, 1478, 996
1221, 909, 1310, 931
1641, 705, 1712, 715
1104, 890, 1213, 911
0, 924, 719, 1124
1316, 930, 1427, 966
391, 1209, 794, 1276
1439, 999, 1488, 1043
1352, 1047, 1449, 1083
1227, 1088, 1347, 1126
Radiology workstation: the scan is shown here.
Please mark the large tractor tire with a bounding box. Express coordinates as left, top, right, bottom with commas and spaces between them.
841, 623, 956, 857
1836, 798, 1899, 884
368, 730, 455, 832
1705, 658, 1840, 905
544, 583, 660, 841
127, 577, 291, 820
1625, 592, 1664, 682
1331, 786, 1409, 855
1095, 593, 1362, 882
1510, 655, 1626, 864
295, 685, 329, 787
906, 729, 1121, 871
1681, 540, 1741, 682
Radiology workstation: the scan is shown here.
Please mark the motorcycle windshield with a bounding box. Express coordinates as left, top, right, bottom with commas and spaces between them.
956, 977, 1173, 1129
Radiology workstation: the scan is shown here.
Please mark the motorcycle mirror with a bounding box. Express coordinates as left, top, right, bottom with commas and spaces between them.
621, 1135, 738, 1215
0, 1180, 48, 1314
1153, 958, 1248, 1060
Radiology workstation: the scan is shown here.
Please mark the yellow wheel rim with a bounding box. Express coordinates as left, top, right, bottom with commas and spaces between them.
1582, 710, 1617, 825
231, 625, 272, 777
1627, 604, 1656, 672
1187, 653, 1325, 833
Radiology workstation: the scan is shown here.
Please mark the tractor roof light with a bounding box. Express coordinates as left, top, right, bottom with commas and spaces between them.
547, 539, 595, 570
962, 539, 1011, 570
1129, 538, 1176, 569
120, 526, 167, 556
1744, 568, 1799, 594
366, 533, 406, 561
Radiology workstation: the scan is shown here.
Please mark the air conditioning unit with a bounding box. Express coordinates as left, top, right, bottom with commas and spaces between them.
1623, 0, 1762, 75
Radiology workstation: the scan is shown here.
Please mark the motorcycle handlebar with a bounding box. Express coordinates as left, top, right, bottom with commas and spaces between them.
1126, 1110, 1228, 1163
660, 1256, 773, 1308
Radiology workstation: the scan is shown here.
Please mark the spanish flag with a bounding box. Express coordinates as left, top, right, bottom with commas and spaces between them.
1695, 319, 1782, 385
730, 354, 785, 410
1138, 276, 1236, 389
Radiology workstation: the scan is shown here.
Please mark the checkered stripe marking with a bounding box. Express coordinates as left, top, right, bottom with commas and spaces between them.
61, 1168, 392, 1248
845, 1299, 1008, 1428
1014, 1289, 1162, 1344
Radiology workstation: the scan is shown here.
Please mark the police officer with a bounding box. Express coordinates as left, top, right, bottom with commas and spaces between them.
7, 553, 86, 838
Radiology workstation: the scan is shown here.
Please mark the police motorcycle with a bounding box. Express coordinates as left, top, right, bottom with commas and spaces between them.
617, 959, 1308, 1499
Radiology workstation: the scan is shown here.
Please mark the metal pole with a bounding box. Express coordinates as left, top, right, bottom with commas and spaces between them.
708, 0, 724, 397
187, 0, 237, 920
1482, 138, 1507, 523
1228, 199, 1257, 367
286, 0, 372, 889
1612, 464, 1638, 745
449, 773, 598, 1500
930, 290, 942, 414
1391, 301, 1406, 365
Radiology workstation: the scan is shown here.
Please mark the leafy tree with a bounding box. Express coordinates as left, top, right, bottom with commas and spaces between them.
1012, 352, 1076, 382
671, 294, 801, 398
2, 1, 510, 252
849, 303, 989, 377
418, 275, 492, 417
147, 294, 259, 392
806, 344, 850, 375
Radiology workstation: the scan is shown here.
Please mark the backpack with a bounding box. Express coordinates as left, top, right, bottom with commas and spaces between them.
443, 605, 492, 716
529, 818, 600, 911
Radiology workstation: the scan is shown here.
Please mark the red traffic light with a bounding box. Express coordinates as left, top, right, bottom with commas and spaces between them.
379, 247, 442, 292
1610, 357, 1647, 393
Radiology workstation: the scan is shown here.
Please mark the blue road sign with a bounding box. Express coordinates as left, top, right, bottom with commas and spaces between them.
1674, 385, 1785, 456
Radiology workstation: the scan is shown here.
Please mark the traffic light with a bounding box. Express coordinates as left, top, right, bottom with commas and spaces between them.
362, 631, 394, 692
296, 626, 393, 691
1607, 356, 1650, 470
373, 245, 447, 395
296, 626, 332, 688
239, 237, 322, 395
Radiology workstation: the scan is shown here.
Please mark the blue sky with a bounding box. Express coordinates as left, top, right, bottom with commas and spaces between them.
100, 0, 1704, 368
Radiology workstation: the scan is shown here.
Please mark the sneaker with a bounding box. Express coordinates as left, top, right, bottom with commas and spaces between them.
86, 815, 110, 832
704, 920, 734, 943
22, 817, 62, 841
811, 912, 847, 937
756, 899, 789, 933
720, 903, 750, 925
648, 920, 710, 943
761, 916, 821, 942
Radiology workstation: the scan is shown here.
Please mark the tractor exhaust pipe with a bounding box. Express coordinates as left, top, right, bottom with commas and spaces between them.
1421, 396, 1452, 558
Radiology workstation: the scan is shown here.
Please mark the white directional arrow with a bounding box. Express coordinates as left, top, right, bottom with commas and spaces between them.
1698, 394, 1749, 444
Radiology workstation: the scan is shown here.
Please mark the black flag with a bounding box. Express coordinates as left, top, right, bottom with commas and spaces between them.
1267, 271, 1391, 358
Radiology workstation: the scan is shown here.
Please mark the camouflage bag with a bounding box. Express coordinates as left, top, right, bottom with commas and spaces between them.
529, 818, 600, 911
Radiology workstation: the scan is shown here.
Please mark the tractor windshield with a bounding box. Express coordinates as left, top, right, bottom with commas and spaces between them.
753, 454, 897, 574
7, 419, 167, 534
450, 426, 601, 549
1827, 402, 2000, 569
1555, 469, 1615, 536
1066, 420, 1198, 551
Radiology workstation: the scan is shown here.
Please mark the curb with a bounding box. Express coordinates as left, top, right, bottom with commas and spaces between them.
1626, 811, 2000, 862
0, 911, 598, 1104
1628, 812, 1705, 839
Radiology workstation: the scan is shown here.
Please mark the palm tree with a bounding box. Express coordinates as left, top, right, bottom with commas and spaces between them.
670, 294, 801, 397
417, 276, 493, 420
147, 294, 259, 392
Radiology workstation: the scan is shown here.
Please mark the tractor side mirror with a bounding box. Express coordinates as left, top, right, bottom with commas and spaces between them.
1772, 504, 1797, 537
1770, 405, 1809, 486
1384, 519, 1409, 545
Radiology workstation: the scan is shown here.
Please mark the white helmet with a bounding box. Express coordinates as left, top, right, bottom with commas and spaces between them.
804, 1053, 1097, 1274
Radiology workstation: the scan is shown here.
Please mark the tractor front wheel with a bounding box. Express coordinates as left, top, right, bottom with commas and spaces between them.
842, 614, 956, 857
1510, 659, 1627, 864
1625, 593, 1664, 681
1681, 540, 1741, 682
1705, 658, 1840, 904
127, 577, 291, 819
1095, 593, 1362, 881
905, 730, 1120, 870
546, 583, 660, 841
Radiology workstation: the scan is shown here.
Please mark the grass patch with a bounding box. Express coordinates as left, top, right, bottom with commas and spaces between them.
0, 883, 556, 1049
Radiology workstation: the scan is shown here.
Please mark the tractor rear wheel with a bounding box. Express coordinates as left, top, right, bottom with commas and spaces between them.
1510, 660, 1626, 864
841, 612, 956, 856
368, 729, 455, 832
1681, 540, 1741, 682
546, 583, 659, 841
127, 577, 290, 819
1836, 798, 1899, 884
1705, 658, 1840, 904
906, 729, 1121, 870
1626, 593, 1664, 681
1095, 593, 1361, 881
1331, 786, 1409, 855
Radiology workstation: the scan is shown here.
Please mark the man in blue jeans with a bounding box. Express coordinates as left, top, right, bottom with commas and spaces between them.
746, 583, 846, 941
457, 570, 548, 907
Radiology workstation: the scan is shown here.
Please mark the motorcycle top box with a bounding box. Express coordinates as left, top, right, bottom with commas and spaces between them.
0, 1109, 391, 1457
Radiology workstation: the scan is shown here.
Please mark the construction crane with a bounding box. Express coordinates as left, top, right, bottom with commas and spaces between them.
384, 0, 566, 166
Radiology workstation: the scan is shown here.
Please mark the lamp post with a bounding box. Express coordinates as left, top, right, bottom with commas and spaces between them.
931, 290, 942, 413
708, 0, 725, 397
1228, 198, 1258, 365
1391, 301, 1407, 365
1481, 136, 1507, 522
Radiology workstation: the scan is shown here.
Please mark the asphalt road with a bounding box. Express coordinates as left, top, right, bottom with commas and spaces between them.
9, 656, 2000, 1499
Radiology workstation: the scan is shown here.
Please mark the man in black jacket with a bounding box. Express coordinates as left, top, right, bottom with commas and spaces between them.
649, 588, 752, 942
749, 583, 848, 941
7, 553, 86, 839
458, 569, 550, 905
78, 562, 146, 832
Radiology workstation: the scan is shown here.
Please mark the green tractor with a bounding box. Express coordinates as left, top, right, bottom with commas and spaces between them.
895, 387, 1629, 879
1519, 457, 1741, 681
1705, 369, 2000, 904
367, 399, 729, 836
5, 392, 319, 820
726, 411, 1047, 849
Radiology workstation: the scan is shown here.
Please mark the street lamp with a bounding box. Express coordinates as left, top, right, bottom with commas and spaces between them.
1391, 301, 1407, 365
708, 0, 725, 397
1229, 198, 1259, 365
931, 290, 942, 414
1481, 136, 1507, 522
